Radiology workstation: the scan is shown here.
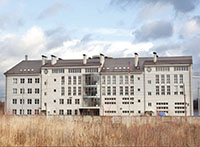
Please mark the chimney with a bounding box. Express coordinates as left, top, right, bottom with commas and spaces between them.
100, 53, 105, 66
51, 55, 57, 65
25, 55, 28, 61
42, 55, 47, 65
153, 52, 157, 63
83, 54, 87, 64
135, 53, 139, 67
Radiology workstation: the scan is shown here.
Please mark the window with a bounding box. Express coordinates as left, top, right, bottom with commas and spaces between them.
174, 85, 178, 95
120, 86, 123, 95
85, 68, 98, 73
180, 74, 183, 84
27, 109, 32, 115
68, 87, 71, 96
148, 80, 151, 84
59, 109, 64, 115
107, 87, 111, 95
148, 92, 152, 96
67, 110, 72, 115
13, 78, 17, 84
174, 66, 188, 71
138, 88, 140, 92
28, 88, 32, 94
61, 76, 65, 85
67, 99, 72, 104
148, 102, 152, 106
20, 88, 25, 94
130, 86, 134, 95
138, 77, 140, 80
20, 78, 25, 83
20, 109, 24, 115
54, 89, 56, 92
20, 99, 24, 104
156, 86, 159, 95
13, 99, 17, 104
161, 86, 165, 95
61, 87, 65, 96
35, 78, 40, 83
102, 76, 106, 84
27, 99, 32, 104
35, 99, 39, 104
161, 75, 165, 84
174, 75, 178, 84
102, 87, 105, 95
59, 99, 64, 104
167, 86, 171, 95
130, 75, 134, 84
125, 75, 128, 84
13, 88, 17, 94
28, 78, 32, 83
35, 88, 39, 94
73, 87, 76, 96
166, 75, 170, 84
180, 85, 184, 95
52, 69, 64, 73
120, 76, 123, 84
75, 110, 78, 115
68, 68, 81, 73
75, 99, 80, 104
112, 86, 116, 95
78, 87, 81, 96
54, 79, 56, 82
54, 100, 56, 103
155, 75, 159, 84
35, 109, 39, 115
156, 67, 170, 71
107, 76, 111, 84
112, 75, 116, 84
125, 86, 129, 95
73, 76, 76, 85
68, 76, 71, 85
138, 110, 141, 114
78, 76, 81, 85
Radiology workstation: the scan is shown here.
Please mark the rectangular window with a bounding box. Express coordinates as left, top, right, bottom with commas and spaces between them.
67, 99, 72, 104
148, 92, 152, 96
130, 75, 134, 84
78, 76, 81, 85
73, 76, 76, 85
13, 78, 17, 84
167, 86, 171, 95
61, 87, 65, 96
13, 99, 17, 104
156, 75, 159, 84
112, 86, 116, 95
73, 87, 76, 96
102, 87, 105, 95
20, 88, 25, 94
27, 99, 32, 104
125, 75, 128, 84
35, 109, 39, 115
59, 109, 64, 115
68, 76, 71, 85
174, 85, 178, 95
27, 109, 32, 115
67, 110, 72, 115
130, 86, 134, 95
107, 86, 111, 95
180, 85, 184, 95
174, 74, 178, 84
35, 88, 39, 94
112, 75, 116, 84
52, 69, 64, 73
120, 86, 123, 95
68, 87, 71, 96
156, 67, 170, 71
20, 78, 25, 84
85, 68, 98, 73
35, 99, 39, 104
174, 66, 188, 71
68, 68, 81, 73
102, 76, 106, 84
161, 86, 165, 95
180, 74, 183, 84
107, 76, 111, 84
20, 109, 24, 115
78, 87, 81, 96
125, 86, 129, 95
35, 78, 40, 83
166, 75, 170, 84
28, 78, 32, 83
61, 76, 65, 85
156, 86, 159, 95
20, 99, 24, 104
13, 88, 17, 94
75, 99, 80, 104
59, 99, 64, 104
161, 75, 165, 84
28, 88, 32, 94
74, 110, 78, 115
148, 80, 151, 84
120, 76, 123, 84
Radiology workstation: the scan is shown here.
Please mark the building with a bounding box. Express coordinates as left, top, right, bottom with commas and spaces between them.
4, 53, 193, 116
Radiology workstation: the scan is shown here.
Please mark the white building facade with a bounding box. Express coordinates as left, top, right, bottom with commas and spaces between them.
4, 53, 193, 116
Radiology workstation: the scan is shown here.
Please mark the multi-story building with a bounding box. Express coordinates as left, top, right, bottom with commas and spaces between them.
4, 53, 193, 116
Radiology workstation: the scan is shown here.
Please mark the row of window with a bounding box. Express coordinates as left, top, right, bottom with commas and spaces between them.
51, 68, 98, 74
102, 86, 135, 96
13, 78, 40, 84
102, 75, 136, 85
155, 66, 188, 72
53, 86, 82, 96
57, 99, 80, 104
13, 88, 39, 94
12, 109, 39, 115
105, 110, 141, 114
12, 99, 39, 104
155, 85, 184, 96
155, 74, 183, 84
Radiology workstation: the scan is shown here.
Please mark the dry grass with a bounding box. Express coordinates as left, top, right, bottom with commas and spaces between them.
0, 116, 199, 147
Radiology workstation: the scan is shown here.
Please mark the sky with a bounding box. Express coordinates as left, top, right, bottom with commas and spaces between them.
1, 0, 200, 100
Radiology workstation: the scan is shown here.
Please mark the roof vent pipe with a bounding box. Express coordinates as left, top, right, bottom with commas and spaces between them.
135, 53, 139, 67
42, 55, 47, 65
25, 55, 28, 61
83, 54, 87, 64
153, 52, 157, 63
100, 53, 105, 66
51, 55, 57, 65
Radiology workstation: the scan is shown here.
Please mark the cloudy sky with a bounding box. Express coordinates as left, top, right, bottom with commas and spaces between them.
1, 0, 200, 100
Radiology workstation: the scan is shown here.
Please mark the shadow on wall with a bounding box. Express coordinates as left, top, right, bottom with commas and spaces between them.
0, 101, 4, 115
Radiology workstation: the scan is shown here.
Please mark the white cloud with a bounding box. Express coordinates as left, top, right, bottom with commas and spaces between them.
181, 18, 200, 35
